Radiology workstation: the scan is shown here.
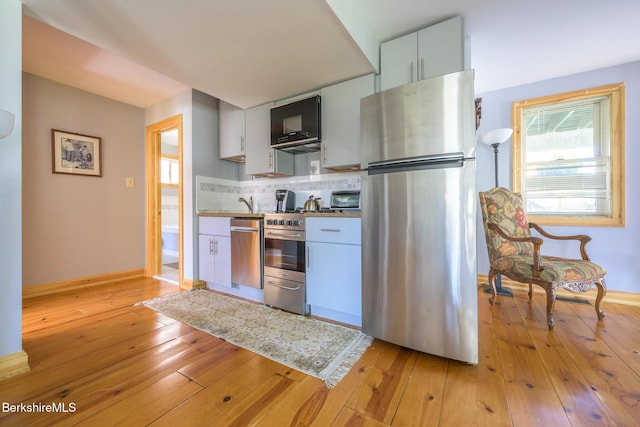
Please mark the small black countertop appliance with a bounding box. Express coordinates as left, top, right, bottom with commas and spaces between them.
275, 189, 295, 212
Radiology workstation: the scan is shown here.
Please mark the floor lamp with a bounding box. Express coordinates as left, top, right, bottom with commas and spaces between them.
479, 128, 514, 297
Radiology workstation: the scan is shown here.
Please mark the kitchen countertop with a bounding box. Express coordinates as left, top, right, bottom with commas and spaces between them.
198, 211, 360, 218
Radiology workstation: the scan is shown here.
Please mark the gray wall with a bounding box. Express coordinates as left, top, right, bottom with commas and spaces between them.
476, 60, 640, 293
22, 73, 147, 286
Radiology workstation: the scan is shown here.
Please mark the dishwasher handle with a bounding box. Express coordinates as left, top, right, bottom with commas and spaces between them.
231, 227, 260, 232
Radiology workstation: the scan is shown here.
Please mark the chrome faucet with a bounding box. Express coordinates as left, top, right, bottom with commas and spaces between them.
238, 196, 254, 213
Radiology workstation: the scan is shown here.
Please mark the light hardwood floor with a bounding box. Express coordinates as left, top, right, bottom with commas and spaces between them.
1, 277, 639, 426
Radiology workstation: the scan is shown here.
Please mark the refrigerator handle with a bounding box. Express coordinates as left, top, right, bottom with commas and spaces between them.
367, 153, 467, 175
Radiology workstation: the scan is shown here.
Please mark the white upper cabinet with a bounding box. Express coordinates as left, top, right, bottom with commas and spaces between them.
320, 74, 374, 171
380, 16, 465, 92
245, 102, 294, 177
380, 32, 418, 92
417, 16, 464, 81
219, 100, 246, 162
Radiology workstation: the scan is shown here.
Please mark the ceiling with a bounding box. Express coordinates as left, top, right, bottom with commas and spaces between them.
20, 0, 640, 109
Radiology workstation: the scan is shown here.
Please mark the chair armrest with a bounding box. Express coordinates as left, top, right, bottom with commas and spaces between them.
529, 222, 592, 261
487, 223, 544, 272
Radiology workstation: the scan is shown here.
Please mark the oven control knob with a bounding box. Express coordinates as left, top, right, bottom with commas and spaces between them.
286, 220, 293, 226
292, 220, 300, 226
278, 220, 286, 226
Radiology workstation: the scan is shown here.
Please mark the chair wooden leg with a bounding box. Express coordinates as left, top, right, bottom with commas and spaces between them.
528, 283, 533, 300
545, 286, 557, 330
595, 278, 607, 320
487, 270, 497, 305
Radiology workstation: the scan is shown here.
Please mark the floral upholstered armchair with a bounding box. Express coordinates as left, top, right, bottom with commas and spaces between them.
479, 187, 607, 330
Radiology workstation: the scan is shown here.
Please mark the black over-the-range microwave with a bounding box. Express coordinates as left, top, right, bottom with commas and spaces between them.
270, 95, 321, 154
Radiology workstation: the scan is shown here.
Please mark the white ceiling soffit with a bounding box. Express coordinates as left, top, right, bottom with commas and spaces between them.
20, 0, 640, 109
22, 16, 190, 109
21, 0, 375, 109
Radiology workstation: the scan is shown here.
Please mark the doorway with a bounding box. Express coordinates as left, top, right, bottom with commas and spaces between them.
145, 114, 183, 286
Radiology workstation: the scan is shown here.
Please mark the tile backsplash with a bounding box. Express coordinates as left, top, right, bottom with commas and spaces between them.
197, 172, 361, 213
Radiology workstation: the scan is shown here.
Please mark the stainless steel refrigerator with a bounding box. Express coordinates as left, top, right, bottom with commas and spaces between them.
360, 70, 478, 364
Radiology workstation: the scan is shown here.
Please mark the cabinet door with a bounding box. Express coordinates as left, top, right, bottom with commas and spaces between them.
219, 100, 245, 161
320, 75, 374, 170
306, 241, 362, 317
213, 235, 232, 287
245, 102, 272, 174
198, 234, 215, 283
380, 32, 417, 91
417, 16, 464, 80
245, 103, 294, 177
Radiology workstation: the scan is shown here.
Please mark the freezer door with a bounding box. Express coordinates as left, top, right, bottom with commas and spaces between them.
361, 162, 478, 364
360, 69, 475, 167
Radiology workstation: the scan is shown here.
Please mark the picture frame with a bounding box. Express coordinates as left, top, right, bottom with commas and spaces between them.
51, 129, 102, 177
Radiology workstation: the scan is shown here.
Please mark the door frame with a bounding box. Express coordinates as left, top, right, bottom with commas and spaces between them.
145, 114, 184, 285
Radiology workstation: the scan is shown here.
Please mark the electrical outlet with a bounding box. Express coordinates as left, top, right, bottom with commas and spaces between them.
125, 177, 135, 188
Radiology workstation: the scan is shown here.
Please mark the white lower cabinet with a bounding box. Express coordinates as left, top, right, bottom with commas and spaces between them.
306, 217, 362, 326
198, 217, 231, 288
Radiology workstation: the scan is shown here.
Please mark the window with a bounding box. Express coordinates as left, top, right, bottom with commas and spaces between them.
512, 83, 625, 226
160, 155, 179, 186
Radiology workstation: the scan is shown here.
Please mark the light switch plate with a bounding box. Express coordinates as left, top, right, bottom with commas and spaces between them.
125, 177, 135, 188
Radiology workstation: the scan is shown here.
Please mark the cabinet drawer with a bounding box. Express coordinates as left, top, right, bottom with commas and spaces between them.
199, 216, 230, 236
306, 217, 361, 245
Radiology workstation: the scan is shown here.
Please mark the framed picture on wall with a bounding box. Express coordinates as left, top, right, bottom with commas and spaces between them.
51, 129, 102, 177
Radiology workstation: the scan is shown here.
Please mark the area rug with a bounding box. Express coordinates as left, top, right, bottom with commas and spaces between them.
136, 289, 372, 388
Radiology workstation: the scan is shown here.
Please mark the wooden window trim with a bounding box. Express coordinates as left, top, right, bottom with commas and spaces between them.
512, 83, 625, 227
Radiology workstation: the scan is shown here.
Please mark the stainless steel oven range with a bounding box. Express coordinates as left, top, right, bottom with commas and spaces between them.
263, 213, 307, 315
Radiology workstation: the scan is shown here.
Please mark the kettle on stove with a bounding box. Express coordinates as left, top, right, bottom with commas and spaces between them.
303, 196, 321, 212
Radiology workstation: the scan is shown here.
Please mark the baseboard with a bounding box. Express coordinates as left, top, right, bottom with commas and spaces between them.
477, 275, 640, 307
0, 350, 29, 381
23, 269, 146, 299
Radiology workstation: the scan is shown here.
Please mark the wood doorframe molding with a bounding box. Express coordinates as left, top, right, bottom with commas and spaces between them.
145, 114, 184, 286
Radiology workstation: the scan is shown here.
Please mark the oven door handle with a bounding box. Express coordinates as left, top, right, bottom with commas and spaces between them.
266, 231, 303, 238
266, 281, 301, 291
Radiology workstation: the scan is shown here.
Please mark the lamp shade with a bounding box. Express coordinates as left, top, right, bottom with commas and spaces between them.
478, 128, 512, 146
0, 109, 15, 139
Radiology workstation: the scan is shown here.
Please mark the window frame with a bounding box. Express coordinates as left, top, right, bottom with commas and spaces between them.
160, 153, 180, 188
512, 83, 625, 227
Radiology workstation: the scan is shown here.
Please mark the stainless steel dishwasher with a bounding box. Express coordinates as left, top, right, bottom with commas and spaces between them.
230, 218, 263, 289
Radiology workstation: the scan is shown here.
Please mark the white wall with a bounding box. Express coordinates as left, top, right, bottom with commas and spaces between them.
22, 73, 146, 286
476, 60, 640, 293
0, 0, 23, 360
